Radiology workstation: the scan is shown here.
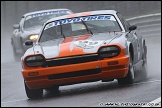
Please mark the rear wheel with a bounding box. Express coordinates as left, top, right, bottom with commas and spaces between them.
141, 45, 148, 79
118, 53, 134, 85
24, 81, 43, 99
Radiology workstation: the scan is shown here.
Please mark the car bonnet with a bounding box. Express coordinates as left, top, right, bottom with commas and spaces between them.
23, 31, 124, 59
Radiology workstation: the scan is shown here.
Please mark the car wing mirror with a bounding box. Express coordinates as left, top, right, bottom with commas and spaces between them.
129, 25, 137, 33
13, 24, 20, 29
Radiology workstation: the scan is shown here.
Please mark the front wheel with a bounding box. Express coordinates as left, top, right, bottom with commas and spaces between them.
20, 38, 25, 54
24, 81, 43, 99
45, 86, 59, 92
117, 53, 134, 85
11, 39, 22, 61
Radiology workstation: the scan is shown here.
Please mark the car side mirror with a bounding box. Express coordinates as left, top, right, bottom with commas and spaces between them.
25, 40, 33, 46
129, 25, 137, 32
13, 24, 20, 29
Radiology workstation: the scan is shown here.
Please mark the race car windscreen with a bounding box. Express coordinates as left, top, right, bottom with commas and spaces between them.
23, 10, 71, 30
39, 15, 122, 43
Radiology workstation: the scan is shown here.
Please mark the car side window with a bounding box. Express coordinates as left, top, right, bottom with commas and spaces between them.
117, 13, 130, 32
123, 18, 131, 29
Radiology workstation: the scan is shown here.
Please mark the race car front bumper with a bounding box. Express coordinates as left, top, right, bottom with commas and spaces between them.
22, 56, 129, 89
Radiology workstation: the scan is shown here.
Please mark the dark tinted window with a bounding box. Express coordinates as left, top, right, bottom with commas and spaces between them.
117, 13, 131, 31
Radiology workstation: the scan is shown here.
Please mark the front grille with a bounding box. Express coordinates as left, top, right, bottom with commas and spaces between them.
48, 68, 101, 79
46, 54, 99, 67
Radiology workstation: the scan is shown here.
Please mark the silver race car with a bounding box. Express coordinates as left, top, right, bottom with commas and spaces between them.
22, 10, 147, 98
11, 9, 73, 60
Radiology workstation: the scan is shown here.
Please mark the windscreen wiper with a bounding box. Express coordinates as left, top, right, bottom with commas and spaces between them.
59, 20, 65, 39
81, 19, 93, 35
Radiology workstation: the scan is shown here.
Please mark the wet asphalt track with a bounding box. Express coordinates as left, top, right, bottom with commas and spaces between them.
1, 17, 161, 107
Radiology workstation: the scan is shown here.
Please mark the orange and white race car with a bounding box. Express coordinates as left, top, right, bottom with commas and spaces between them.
21, 10, 147, 99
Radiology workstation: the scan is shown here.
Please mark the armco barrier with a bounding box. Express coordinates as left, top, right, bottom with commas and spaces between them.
126, 13, 161, 36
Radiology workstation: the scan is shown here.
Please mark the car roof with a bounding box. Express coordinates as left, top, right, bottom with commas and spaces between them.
46, 10, 117, 23
23, 8, 72, 17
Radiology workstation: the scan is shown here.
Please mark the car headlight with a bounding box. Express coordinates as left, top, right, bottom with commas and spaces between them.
98, 46, 120, 59
29, 34, 39, 41
25, 55, 45, 67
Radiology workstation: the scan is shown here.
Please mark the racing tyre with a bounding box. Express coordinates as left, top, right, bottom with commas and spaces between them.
11, 39, 22, 61
141, 45, 148, 80
117, 53, 134, 85
45, 86, 59, 92
20, 38, 25, 54
24, 81, 43, 99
